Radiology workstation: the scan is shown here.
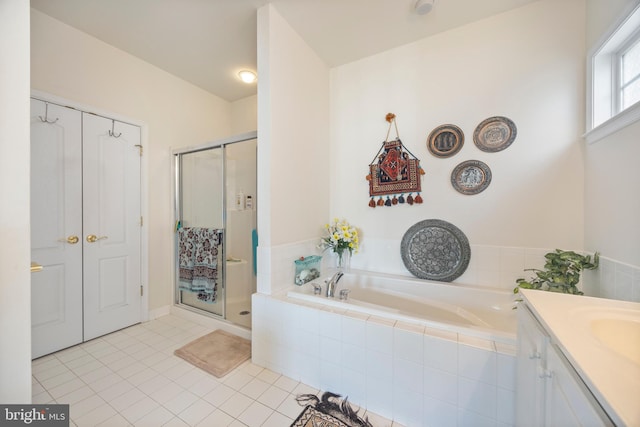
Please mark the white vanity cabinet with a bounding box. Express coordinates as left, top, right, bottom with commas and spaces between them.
516, 304, 547, 427
516, 304, 614, 427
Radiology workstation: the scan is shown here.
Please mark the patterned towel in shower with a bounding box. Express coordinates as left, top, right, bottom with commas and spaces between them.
178, 227, 222, 303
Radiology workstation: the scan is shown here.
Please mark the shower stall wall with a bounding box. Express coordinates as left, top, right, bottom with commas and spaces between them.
174, 132, 257, 329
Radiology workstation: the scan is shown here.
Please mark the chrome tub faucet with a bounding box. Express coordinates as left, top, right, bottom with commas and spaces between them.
310, 282, 322, 295
325, 271, 344, 298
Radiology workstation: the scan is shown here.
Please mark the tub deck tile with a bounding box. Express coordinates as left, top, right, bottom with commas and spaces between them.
457, 335, 495, 352
367, 315, 396, 327
395, 320, 425, 334
424, 326, 458, 342
494, 341, 516, 356
344, 310, 369, 321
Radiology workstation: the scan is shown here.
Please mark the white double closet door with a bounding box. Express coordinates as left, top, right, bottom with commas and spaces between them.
30, 98, 142, 359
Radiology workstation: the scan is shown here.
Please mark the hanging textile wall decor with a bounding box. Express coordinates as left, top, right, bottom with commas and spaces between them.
366, 113, 425, 207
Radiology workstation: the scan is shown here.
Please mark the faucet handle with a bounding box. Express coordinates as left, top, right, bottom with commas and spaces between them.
311, 283, 322, 295
339, 289, 351, 301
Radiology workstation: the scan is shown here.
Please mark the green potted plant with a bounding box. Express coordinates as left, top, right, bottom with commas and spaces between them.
514, 249, 600, 295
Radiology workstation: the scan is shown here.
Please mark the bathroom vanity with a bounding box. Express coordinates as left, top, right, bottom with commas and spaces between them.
516, 290, 640, 426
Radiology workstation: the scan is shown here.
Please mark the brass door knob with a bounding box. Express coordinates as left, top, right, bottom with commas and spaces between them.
86, 235, 108, 243
58, 235, 80, 244
30, 262, 43, 273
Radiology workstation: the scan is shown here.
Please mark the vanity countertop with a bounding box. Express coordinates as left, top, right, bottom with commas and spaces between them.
521, 290, 640, 426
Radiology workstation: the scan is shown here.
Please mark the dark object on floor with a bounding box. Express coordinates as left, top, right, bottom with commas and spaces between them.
292, 391, 373, 427
291, 406, 349, 427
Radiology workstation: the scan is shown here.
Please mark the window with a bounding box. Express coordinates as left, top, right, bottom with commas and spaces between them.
586, 5, 640, 143
620, 37, 640, 109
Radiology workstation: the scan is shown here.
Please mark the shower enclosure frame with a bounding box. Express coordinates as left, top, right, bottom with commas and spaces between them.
172, 131, 257, 323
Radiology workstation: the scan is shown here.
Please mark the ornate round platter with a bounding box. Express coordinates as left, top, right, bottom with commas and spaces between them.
451, 160, 492, 195
400, 219, 470, 282
427, 124, 464, 158
473, 116, 517, 152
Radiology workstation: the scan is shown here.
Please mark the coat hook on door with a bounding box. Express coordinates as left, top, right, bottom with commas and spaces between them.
38, 102, 59, 124
108, 120, 122, 138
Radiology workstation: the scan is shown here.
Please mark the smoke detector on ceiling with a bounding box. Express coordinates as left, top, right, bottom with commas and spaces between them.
414, 0, 435, 15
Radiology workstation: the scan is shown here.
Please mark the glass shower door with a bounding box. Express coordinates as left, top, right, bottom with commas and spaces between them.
175, 134, 256, 328
224, 140, 256, 328
177, 147, 225, 317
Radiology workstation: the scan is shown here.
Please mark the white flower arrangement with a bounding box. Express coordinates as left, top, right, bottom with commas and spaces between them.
320, 218, 360, 257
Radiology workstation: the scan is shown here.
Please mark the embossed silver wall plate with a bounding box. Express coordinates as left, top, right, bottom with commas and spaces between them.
473, 116, 517, 152
451, 160, 492, 195
400, 219, 471, 282
427, 124, 464, 158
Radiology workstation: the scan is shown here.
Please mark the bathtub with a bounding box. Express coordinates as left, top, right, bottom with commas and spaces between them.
287, 270, 517, 344
253, 269, 519, 425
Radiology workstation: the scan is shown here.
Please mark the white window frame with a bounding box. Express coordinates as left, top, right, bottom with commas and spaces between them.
618, 32, 640, 110
586, 3, 640, 144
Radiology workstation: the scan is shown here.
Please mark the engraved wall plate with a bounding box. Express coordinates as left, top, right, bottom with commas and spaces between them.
451, 160, 491, 195
427, 124, 464, 158
473, 116, 517, 152
400, 219, 471, 282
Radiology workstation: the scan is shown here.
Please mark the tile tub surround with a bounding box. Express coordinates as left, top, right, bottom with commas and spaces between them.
266, 242, 640, 304
252, 293, 517, 427
264, 239, 572, 295
582, 256, 640, 304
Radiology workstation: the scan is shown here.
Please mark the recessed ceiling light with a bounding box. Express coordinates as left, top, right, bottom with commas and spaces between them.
414, 0, 434, 15
238, 70, 257, 83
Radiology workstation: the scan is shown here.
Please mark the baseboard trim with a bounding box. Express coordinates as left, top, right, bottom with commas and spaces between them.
148, 305, 171, 320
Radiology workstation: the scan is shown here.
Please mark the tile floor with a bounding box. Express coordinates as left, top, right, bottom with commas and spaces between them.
32, 314, 401, 427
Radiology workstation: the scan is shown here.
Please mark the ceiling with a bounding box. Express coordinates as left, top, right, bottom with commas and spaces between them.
30, 0, 539, 102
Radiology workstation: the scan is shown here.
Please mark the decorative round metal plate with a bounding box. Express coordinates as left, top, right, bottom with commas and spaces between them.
401, 219, 471, 282
473, 116, 517, 152
451, 160, 492, 195
427, 124, 464, 158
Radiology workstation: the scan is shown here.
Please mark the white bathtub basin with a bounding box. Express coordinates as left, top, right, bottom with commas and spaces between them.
288, 270, 517, 343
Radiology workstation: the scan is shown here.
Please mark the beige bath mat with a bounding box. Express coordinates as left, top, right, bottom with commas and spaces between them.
174, 329, 251, 378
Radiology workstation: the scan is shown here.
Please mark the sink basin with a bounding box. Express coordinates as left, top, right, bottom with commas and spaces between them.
523, 290, 640, 427
591, 317, 640, 364
569, 306, 640, 365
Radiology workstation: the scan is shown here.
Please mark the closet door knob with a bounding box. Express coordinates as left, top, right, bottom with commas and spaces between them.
86, 235, 108, 243
58, 235, 80, 244
30, 262, 43, 273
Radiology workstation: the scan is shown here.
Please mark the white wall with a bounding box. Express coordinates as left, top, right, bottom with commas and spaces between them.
584, 124, 640, 266
586, 0, 638, 48
30, 9, 233, 311
0, 0, 32, 402
330, 0, 586, 274
256, 5, 330, 293
231, 94, 258, 134
584, 0, 640, 267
